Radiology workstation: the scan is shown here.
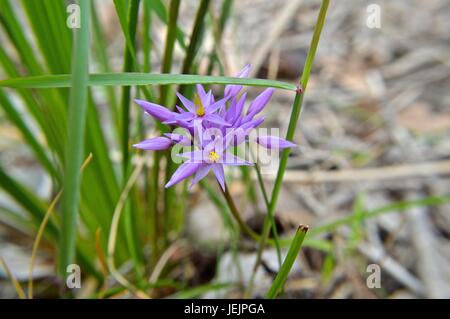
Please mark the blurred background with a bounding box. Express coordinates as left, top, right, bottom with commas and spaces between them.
1, 0, 450, 298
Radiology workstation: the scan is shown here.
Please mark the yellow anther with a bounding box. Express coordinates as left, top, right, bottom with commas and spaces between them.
209, 151, 220, 163
194, 93, 205, 116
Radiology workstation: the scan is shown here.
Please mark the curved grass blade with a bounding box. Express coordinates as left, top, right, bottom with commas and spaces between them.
0, 73, 297, 91
266, 225, 308, 299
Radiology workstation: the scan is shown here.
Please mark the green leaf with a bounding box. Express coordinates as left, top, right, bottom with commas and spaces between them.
0, 73, 298, 91
58, 0, 91, 277
113, 0, 138, 64
266, 225, 308, 299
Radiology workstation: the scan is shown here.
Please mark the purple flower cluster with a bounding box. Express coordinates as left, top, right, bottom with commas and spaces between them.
134, 65, 296, 190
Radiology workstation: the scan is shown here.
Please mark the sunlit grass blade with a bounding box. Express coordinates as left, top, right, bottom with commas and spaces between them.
0, 73, 298, 91
266, 225, 308, 299
0, 257, 26, 299
58, 0, 90, 277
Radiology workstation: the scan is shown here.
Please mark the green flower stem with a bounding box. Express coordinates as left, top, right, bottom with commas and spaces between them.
251, 0, 329, 290
220, 183, 259, 241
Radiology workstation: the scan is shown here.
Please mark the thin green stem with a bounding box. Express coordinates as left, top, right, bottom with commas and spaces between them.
220, 183, 258, 241
251, 0, 330, 283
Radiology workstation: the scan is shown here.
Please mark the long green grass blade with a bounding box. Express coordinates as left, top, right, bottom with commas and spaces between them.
266, 225, 308, 299
58, 0, 91, 277
254, 0, 330, 279
0, 73, 297, 91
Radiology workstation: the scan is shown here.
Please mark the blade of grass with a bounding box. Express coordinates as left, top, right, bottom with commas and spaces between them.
254, 0, 329, 282
265, 225, 308, 299
106, 158, 150, 299
0, 257, 26, 299
58, 0, 90, 277
28, 154, 93, 299
0, 166, 101, 281
0, 73, 298, 91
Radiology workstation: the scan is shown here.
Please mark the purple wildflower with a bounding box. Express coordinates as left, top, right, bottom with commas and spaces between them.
133, 64, 296, 190
167, 132, 253, 191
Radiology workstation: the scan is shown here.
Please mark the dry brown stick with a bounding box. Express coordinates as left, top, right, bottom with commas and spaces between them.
261, 160, 450, 184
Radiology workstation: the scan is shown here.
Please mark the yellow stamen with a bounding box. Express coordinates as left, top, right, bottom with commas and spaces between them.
194, 93, 205, 116
209, 151, 220, 163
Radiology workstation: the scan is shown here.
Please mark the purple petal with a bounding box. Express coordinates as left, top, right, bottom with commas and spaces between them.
175, 105, 185, 113
224, 64, 251, 97
246, 88, 274, 118
206, 96, 229, 114
165, 162, 201, 188
233, 93, 247, 122
135, 99, 177, 122
222, 152, 254, 166
133, 137, 173, 150
202, 90, 213, 108
176, 92, 196, 113
204, 113, 232, 127
212, 164, 225, 191
256, 136, 296, 149
196, 84, 207, 100
177, 150, 205, 163
164, 133, 191, 146
190, 164, 211, 188
240, 116, 265, 130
